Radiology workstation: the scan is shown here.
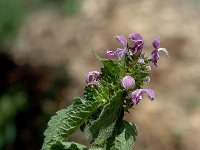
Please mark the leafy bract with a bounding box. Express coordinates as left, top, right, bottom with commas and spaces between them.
86, 90, 125, 147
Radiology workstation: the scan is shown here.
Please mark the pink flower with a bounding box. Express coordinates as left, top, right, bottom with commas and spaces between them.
121, 75, 135, 89
85, 71, 100, 86
131, 89, 155, 104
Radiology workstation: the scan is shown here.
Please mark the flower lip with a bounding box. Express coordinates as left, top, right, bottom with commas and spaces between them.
131, 89, 155, 105
85, 71, 100, 86
121, 75, 135, 89
129, 33, 143, 41
129, 33, 144, 54
115, 35, 127, 47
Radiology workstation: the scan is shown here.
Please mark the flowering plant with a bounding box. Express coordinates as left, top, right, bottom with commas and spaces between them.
42, 33, 168, 150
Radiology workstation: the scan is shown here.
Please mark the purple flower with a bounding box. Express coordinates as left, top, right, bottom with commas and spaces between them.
144, 76, 150, 84
145, 65, 151, 71
151, 50, 159, 67
150, 36, 168, 67
137, 58, 145, 64
131, 89, 155, 105
85, 71, 100, 86
106, 50, 115, 56
115, 35, 127, 60
121, 75, 135, 89
152, 36, 160, 49
129, 33, 144, 54
116, 48, 126, 59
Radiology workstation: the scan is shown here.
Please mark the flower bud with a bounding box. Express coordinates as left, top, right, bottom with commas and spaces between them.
145, 65, 151, 71
106, 50, 115, 56
121, 75, 135, 89
85, 71, 100, 86
144, 76, 150, 84
137, 58, 145, 64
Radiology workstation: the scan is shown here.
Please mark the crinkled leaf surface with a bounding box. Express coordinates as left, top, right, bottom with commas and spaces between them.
50, 141, 88, 150
86, 90, 125, 147
108, 120, 137, 150
42, 97, 102, 150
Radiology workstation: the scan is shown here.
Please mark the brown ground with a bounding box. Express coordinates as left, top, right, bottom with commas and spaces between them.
11, 0, 200, 149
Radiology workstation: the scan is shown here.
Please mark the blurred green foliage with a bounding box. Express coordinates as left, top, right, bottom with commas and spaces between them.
183, 95, 199, 113
0, 0, 80, 149
0, 0, 24, 48
0, 88, 27, 149
0, 0, 81, 48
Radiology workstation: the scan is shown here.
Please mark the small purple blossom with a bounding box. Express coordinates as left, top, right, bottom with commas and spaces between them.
115, 35, 127, 60
131, 89, 155, 105
152, 36, 160, 49
145, 65, 151, 71
150, 36, 168, 66
106, 50, 115, 56
85, 71, 100, 86
121, 75, 135, 89
151, 50, 159, 67
129, 33, 144, 54
144, 76, 150, 84
137, 58, 145, 64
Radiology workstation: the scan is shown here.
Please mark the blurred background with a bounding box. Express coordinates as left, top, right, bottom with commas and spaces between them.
0, 0, 200, 149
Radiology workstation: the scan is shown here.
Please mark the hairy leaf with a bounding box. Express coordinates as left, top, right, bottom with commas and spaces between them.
108, 120, 137, 150
51, 141, 88, 150
42, 97, 102, 150
100, 59, 121, 83
86, 90, 124, 147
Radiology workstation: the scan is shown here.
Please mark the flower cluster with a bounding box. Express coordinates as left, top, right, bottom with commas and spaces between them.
85, 33, 168, 106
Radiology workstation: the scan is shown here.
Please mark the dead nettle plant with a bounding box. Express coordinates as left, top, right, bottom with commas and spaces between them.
42, 33, 168, 150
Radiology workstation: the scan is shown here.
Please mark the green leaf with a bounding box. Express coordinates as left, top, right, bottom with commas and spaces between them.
86, 90, 124, 147
51, 141, 89, 150
108, 120, 137, 150
100, 59, 120, 83
42, 97, 102, 150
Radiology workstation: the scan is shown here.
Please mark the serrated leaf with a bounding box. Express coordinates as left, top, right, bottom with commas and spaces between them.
111, 120, 137, 150
51, 141, 89, 150
42, 97, 102, 150
100, 59, 120, 83
86, 90, 124, 147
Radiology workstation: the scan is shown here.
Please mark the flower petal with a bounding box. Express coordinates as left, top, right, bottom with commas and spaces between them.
129, 33, 143, 42
152, 36, 160, 49
116, 48, 126, 60
143, 89, 155, 100
131, 88, 155, 104
158, 48, 169, 56
151, 50, 160, 67
115, 35, 127, 47
129, 33, 144, 54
